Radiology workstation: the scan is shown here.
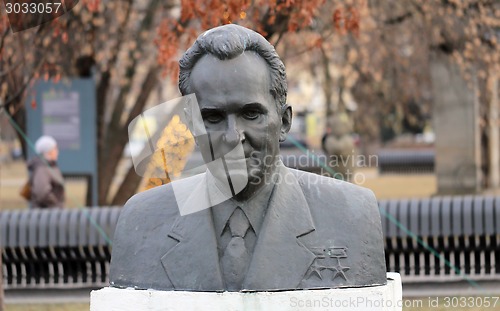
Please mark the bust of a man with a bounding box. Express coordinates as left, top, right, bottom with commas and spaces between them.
109, 24, 386, 292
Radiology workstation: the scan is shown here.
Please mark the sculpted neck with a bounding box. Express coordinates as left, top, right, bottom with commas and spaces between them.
234, 157, 281, 202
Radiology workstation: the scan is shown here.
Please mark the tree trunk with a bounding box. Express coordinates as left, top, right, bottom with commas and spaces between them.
98, 125, 130, 204
5, 98, 28, 160
111, 164, 144, 206
98, 67, 159, 205
488, 73, 499, 188
320, 46, 334, 119
0, 250, 4, 311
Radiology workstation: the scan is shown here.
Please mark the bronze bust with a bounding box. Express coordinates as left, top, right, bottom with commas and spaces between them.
109, 24, 386, 292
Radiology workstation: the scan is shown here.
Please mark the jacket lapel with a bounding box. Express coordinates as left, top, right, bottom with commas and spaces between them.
160, 173, 225, 291
242, 164, 316, 291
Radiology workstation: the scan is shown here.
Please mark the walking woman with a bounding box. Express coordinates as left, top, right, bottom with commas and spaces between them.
27, 136, 65, 208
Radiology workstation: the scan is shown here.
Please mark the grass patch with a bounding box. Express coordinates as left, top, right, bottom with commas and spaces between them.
5, 303, 89, 311
357, 168, 436, 200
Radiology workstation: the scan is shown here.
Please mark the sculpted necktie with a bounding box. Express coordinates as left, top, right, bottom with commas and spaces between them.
221, 207, 251, 290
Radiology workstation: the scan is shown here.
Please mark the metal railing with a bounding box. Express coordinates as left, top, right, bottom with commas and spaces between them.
1, 207, 118, 289
1, 195, 499, 289
380, 196, 500, 284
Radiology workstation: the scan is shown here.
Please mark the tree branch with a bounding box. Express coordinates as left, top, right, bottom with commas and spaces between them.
0, 27, 10, 55
2, 54, 46, 111
111, 162, 143, 206
384, 12, 413, 25
100, 66, 160, 204
320, 44, 333, 118
96, 0, 133, 150
106, 0, 162, 138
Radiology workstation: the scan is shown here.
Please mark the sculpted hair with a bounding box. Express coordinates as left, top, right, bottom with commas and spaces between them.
179, 24, 287, 110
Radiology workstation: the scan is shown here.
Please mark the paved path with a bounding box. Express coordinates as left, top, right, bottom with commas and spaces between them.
4, 288, 94, 304
403, 281, 500, 297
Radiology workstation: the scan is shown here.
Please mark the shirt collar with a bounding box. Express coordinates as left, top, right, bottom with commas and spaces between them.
210, 173, 277, 237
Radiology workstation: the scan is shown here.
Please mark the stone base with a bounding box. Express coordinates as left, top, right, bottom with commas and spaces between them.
91, 273, 401, 311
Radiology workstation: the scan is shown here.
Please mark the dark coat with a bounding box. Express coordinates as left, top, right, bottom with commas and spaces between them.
28, 157, 65, 208
109, 164, 386, 291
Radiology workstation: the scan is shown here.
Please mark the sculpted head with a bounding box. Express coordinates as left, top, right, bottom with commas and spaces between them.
179, 24, 287, 111
178, 24, 292, 200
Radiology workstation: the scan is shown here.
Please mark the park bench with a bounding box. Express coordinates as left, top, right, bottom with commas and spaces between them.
378, 148, 434, 174
1, 195, 499, 288
1, 207, 119, 289
380, 196, 500, 283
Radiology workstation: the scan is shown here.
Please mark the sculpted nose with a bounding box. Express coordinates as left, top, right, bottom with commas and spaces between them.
224, 115, 245, 145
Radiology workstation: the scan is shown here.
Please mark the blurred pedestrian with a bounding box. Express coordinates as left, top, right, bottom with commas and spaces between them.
27, 136, 65, 208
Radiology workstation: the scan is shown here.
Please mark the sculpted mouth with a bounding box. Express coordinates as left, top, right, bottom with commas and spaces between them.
224, 153, 254, 161
223, 154, 246, 161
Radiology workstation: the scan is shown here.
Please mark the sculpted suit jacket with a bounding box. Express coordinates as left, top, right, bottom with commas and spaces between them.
109, 164, 386, 291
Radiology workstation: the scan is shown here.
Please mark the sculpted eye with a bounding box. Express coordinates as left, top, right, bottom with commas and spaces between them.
203, 112, 224, 124
243, 110, 261, 120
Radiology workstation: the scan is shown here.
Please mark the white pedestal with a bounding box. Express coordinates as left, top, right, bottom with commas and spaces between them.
91, 273, 402, 311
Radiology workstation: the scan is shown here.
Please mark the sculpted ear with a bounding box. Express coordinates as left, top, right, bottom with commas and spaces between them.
279, 105, 292, 142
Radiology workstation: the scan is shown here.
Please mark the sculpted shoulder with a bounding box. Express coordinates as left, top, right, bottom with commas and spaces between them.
110, 173, 206, 290
291, 170, 381, 224
288, 167, 376, 204
288, 168, 386, 286
121, 173, 206, 219
113, 173, 207, 242
288, 167, 383, 247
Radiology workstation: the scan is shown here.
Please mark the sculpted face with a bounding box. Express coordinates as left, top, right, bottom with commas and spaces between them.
190, 51, 291, 200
